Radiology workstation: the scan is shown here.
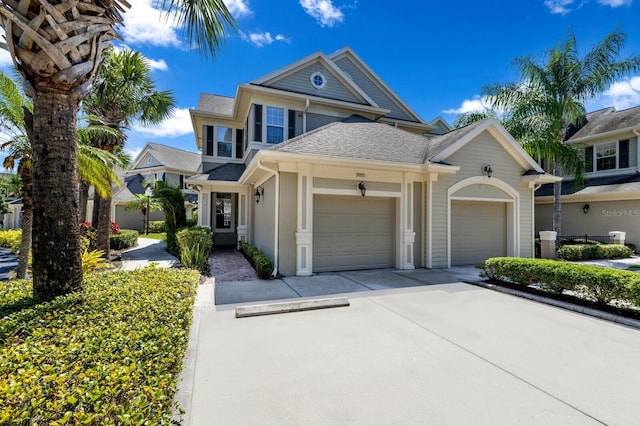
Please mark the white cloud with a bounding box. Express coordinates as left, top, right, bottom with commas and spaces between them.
124, 147, 143, 162
442, 96, 492, 114
225, 0, 252, 17
132, 108, 193, 138
147, 58, 168, 71
597, 0, 632, 6
300, 0, 344, 27
544, 0, 575, 14
601, 77, 640, 109
240, 31, 290, 47
0, 49, 13, 68
120, 0, 181, 48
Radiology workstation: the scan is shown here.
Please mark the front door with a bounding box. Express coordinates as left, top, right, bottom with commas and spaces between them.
212, 192, 237, 246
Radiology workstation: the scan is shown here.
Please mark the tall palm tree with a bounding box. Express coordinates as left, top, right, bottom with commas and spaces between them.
83, 48, 175, 257
0, 1, 236, 297
484, 29, 640, 237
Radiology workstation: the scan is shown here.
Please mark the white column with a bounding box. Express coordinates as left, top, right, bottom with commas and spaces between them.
237, 188, 249, 248
399, 173, 415, 270
201, 192, 210, 228
540, 231, 557, 259
295, 165, 313, 275
609, 231, 626, 246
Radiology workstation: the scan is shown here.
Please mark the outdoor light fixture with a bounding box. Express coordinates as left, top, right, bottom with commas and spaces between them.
583, 203, 590, 214
358, 181, 366, 197
254, 186, 264, 203
144, 186, 153, 235
483, 165, 493, 178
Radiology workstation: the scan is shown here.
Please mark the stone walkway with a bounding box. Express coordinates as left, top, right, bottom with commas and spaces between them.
207, 248, 258, 282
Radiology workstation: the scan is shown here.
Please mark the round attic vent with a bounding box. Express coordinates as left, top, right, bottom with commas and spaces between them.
310, 71, 326, 89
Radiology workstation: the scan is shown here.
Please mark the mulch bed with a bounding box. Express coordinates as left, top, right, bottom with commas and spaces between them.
485, 278, 640, 321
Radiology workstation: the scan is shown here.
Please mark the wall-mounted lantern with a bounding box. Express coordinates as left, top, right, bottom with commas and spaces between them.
254, 186, 264, 203
482, 164, 493, 178
357, 181, 366, 197
583, 203, 590, 214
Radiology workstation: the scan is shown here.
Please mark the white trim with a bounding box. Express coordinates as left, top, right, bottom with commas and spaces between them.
447, 176, 520, 268
312, 188, 400, 198
310, 71, 327, 89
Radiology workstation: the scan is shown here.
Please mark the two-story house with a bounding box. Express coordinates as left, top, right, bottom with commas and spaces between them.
535, 106, 640, 248
187, 47, 557, 276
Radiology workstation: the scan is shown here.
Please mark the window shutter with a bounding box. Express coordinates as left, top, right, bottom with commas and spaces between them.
205, 125, 214, 156
619, 139, 629, 168
288, 110, 296, 139
585, 146, 593, 173
254, 104, 263, 142
236, 129, 244, 159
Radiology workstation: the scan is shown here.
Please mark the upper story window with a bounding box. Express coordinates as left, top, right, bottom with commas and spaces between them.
266, 107, 284, 144
585, 139, 629, 173
310, 71, 326, 89
204, 125, 243, 159
217, 126, 233, 158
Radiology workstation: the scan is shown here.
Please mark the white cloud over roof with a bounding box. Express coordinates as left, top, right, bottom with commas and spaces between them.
240, 31, 290, 47
120, 0, 180, 48
299, 0, 344, 27
132, 108, 193, 138
602, 77, 640, 109
442, 96, 492, 114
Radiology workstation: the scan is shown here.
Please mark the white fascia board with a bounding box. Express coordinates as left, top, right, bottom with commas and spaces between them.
328, 46, 425, 123
128, 143, 153, 170
377, 117, 435, 132
250, 51, 379, 108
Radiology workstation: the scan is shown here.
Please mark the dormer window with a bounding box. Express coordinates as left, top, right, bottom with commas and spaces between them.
310, 72, 326, 89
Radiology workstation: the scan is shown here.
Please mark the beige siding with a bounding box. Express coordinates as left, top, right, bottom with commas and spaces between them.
267, 62, 364, 104
115, 206, 164, 232
536, 200, 640, 250
278, 172, 297, 276
431, 130, 534, 267
138, 154, 162, 168
252, 177, 276, 261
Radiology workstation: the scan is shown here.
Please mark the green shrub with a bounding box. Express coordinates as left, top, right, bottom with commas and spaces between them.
0, 229, 21, 253
148, 220, 166, 233
186, 218, 198, 228
626, 243, 637, 254
177, 226, 213, 271
238, 241, 273, 279
557, 244, 633, 261
0, 267, 199, 424
109, 229, 139, 250
484, 257, 640, 305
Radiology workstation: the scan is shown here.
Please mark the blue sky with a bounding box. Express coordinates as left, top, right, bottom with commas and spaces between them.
4, 0, 640, 160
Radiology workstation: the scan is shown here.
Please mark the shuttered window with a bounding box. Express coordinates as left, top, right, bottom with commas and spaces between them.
236, 129, 244, 159
585, 146, 593, 173
254, 104, 262, 142
619, 139, 629, 169
205, 125, 214, 156
288, 110, 296, 139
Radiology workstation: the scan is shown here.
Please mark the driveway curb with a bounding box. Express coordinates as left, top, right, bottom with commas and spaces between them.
466, 280, 640, 330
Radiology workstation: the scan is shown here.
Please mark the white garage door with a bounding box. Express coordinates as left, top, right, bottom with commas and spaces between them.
313, 195, 395, 272
451, 201, 507, 265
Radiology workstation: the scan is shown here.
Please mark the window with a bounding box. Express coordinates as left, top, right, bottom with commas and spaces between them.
266, 106, 284, 144
310, 71, 326, 89
215, 193, 232, 229
217, 126, 233, 157
596, 142, 616, 171
205, 125, 214, 156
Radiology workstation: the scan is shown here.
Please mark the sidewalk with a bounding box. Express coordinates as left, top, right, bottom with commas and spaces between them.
118, 237, 179, 270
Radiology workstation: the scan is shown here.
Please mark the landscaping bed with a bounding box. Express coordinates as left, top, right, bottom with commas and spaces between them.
0, 267, 199, 424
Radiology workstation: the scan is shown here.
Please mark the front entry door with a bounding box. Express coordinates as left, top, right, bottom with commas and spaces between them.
212, 192, 237, 246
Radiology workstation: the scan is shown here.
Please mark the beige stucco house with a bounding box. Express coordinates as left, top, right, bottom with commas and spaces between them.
187, 47, 557, 276
535, 106, 640, 249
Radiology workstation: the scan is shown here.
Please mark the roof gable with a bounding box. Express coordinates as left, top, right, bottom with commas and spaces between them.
251, 51, 377, 107
566, 106, 640, 141
130, 142, 201, 174
329, 47, 423, 123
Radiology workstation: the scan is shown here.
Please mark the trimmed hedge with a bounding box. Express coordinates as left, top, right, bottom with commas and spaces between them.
148, 220, 166, 234
0, 229, 21, 253
557, 244, 633, 261
109, 229, 139, 251
483, 257, 640, 305
239, 241, 274, 279
0, 267, 200, 424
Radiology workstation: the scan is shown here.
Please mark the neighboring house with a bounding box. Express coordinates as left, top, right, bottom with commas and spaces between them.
535, 106, 640, 249
187, 47, 557, 275
111, 142, 200, 231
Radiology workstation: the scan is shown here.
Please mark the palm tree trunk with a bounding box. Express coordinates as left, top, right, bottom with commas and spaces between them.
95, 192, 112, 257
92, 194, 101, 226
79, 182, 90, 223
31, 91, 83, 297
552, 163, 562, 238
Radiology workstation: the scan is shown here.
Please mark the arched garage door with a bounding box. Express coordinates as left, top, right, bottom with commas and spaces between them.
451, 201, 507, 265
313, 195, 395, 272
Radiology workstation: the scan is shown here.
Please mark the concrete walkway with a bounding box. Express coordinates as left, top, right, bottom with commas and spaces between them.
177, 281, 640, 426
118, 237, 179, 270
0, 248, 17, 281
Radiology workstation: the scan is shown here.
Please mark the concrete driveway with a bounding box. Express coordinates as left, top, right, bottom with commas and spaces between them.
177, 281, 640, 425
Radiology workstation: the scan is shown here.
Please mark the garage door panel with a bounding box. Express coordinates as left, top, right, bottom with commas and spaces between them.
451, 201, 506, 265
313, 196, 395, 272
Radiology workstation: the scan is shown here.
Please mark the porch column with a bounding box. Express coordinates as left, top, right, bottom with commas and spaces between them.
540, 231, 557, 259
236, 188, 249, 248
399, 173, 415, 270
295, 165, 313, 275
200, 192, 210, 228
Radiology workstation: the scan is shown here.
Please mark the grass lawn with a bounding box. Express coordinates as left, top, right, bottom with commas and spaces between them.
0, 267, 199, 424
142, 232, 166, 240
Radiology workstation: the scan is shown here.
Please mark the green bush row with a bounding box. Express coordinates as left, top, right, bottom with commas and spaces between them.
177, 226, 213, 271
557, 244, 633, 261
109, 229, 139, 250
0, 229, 21, 253
148, 220, 166, 233
239, 241, 274, 279
0, 267, 200, 424
483, 257, 640, 305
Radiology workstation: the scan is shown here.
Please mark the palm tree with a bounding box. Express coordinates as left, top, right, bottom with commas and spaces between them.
152, 180, 186, 254
0, 1, 236, 297
125, 191, 161, 233
483, 29, 640, 237
83, 48, 175, 257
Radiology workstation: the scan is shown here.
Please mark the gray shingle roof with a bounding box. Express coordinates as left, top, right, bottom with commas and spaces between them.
196, 94, 235, 116
268, 121, 434, 164
205, 163, 246, 181
139, 143, 201, 174
536, 173, 640, 197
567, 106, 640, 140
